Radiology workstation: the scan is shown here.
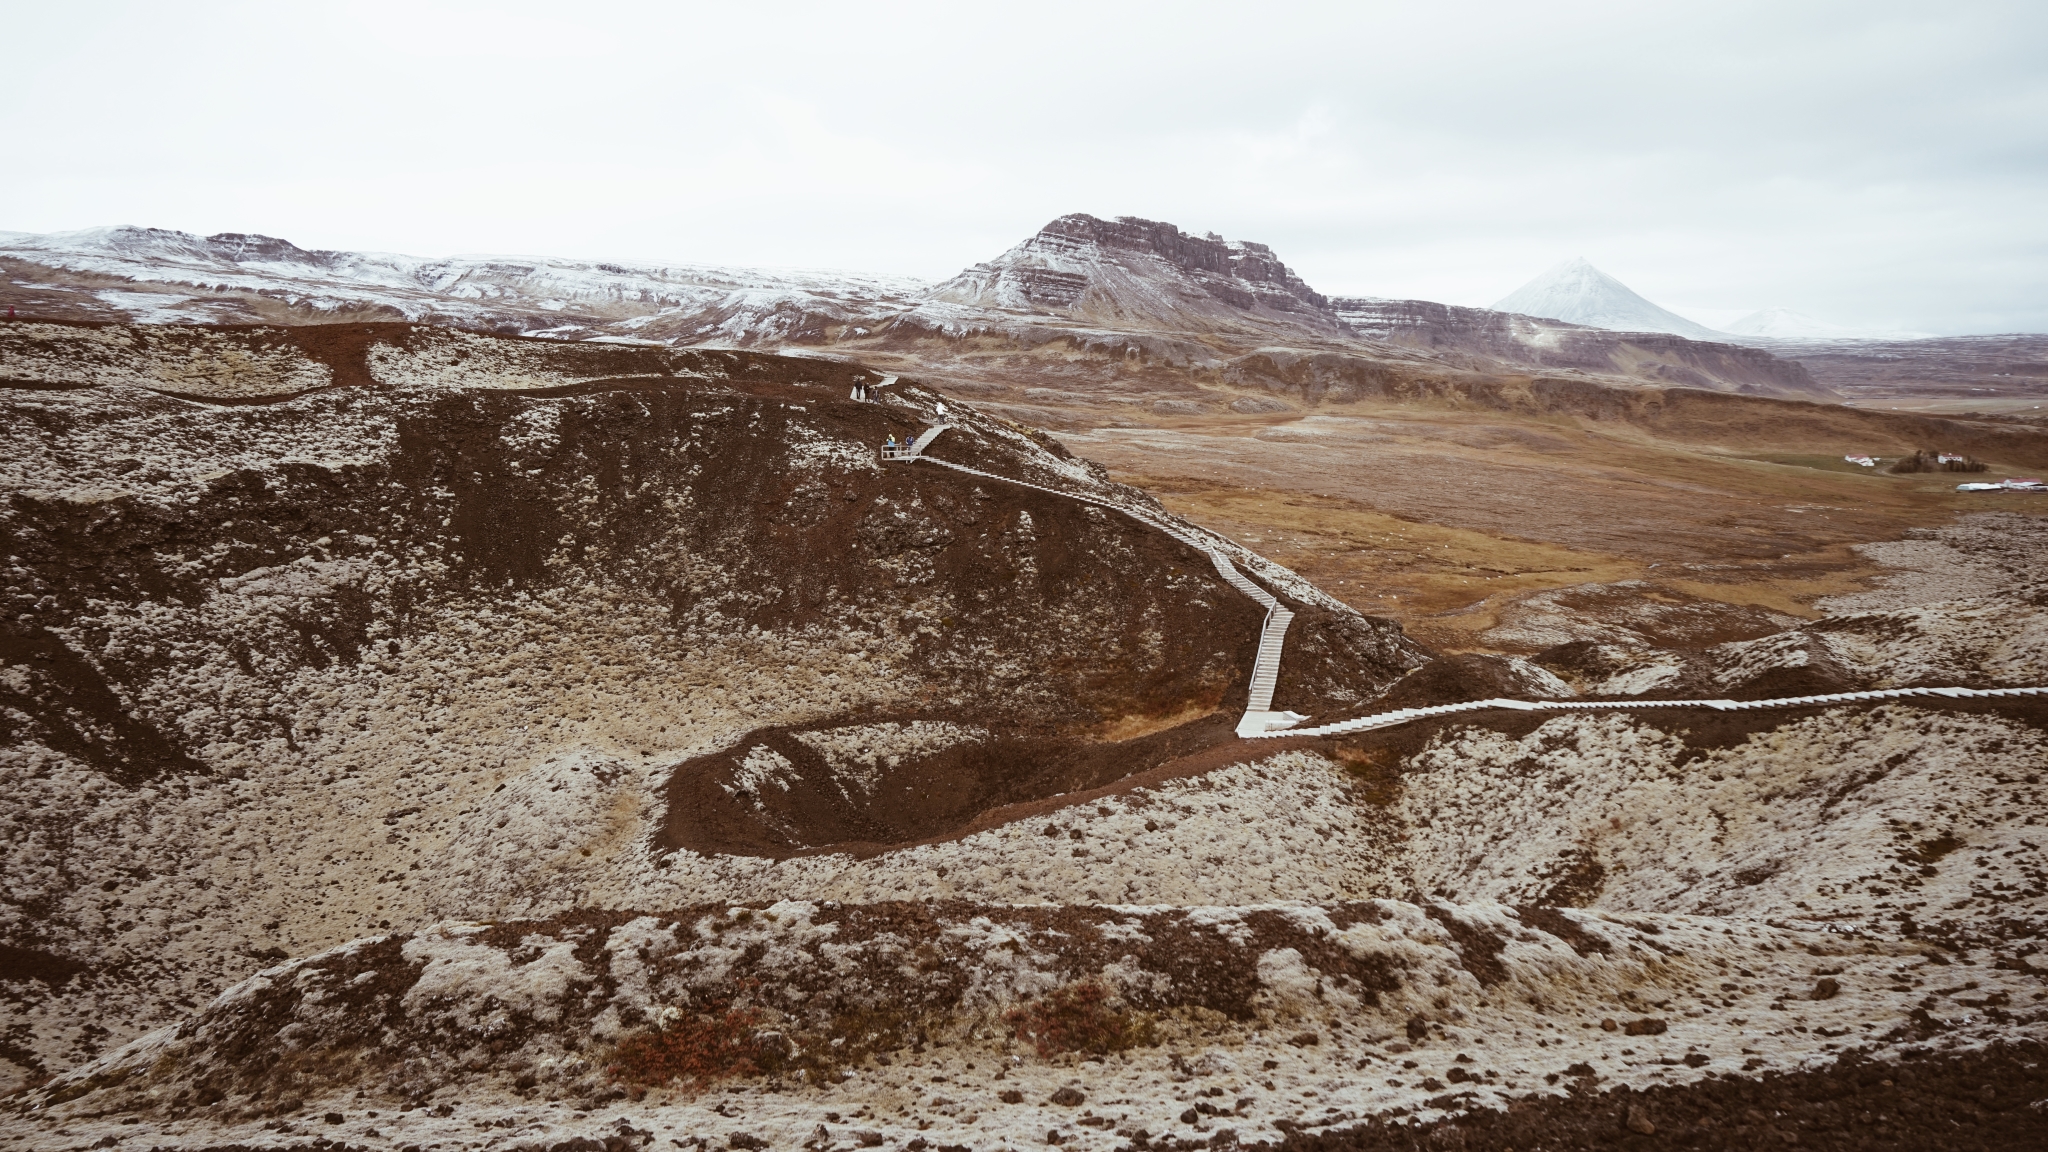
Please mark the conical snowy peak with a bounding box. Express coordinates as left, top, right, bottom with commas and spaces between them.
1493, 258, 1726, 341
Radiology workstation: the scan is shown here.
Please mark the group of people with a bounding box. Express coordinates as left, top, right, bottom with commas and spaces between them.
863, 376, 949, 454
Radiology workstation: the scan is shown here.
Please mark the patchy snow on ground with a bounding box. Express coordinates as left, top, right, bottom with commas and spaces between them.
15, 896, 2043, 1151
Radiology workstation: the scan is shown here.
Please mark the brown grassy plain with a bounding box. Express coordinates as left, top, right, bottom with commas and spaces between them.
1059, 397, 2048, 652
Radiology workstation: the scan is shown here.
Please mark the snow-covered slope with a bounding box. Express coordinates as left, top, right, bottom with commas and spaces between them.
1493, 258, 1729, 342
1720, 305, 1935, 342
0, 225, 924, 341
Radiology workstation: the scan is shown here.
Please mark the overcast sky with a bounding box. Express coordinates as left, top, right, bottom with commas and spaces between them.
5, 1, 2044, 334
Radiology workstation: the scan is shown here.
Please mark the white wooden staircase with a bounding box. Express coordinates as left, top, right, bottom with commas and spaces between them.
1242, 684, 2048, 740
880, 422, 951, 461
887, 427, 1306, 737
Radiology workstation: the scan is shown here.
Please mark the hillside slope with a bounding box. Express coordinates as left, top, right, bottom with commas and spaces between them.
1329, 296, 1830, 398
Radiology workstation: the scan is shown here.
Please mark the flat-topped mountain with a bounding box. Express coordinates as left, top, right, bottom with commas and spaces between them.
924, 213, 1340, 335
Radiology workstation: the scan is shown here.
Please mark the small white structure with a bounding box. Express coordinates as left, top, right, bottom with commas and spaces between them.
2003, 477, 2045, 490
1844, 455, 1877, 467
1938, 453, 1968, 464
1957, 482, 2002, 492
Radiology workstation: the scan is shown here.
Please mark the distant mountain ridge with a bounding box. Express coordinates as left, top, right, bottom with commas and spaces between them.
0, 219, 1833, 402
1328, 295, 1828, 398
1487, 260, 1949, 346
0, 224, 926, 337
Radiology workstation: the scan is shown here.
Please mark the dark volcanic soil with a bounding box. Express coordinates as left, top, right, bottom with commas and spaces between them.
1265, 1041, 2048, 1152
661, 712, 1244, 858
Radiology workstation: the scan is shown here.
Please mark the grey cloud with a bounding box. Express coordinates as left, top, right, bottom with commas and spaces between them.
0, 0, 2040, 334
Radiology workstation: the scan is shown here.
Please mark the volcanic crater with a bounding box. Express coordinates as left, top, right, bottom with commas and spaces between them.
4, 317, 2048, 1152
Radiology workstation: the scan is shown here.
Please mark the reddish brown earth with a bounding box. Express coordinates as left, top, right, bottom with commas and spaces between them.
660, 713, 1243, 859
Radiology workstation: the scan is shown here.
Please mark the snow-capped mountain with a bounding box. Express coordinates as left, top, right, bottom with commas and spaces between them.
1493, 257, 1728, 342
923, 214, 1342, 336
1719, 305, 1935, 342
